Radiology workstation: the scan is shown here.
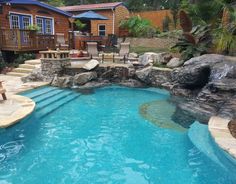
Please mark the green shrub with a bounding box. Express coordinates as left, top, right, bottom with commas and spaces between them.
0, 60, 6, 72
172, 10, 212, 61
214, 23, 236, 55
75, 20, 86, 31
120, 16, 156, 38
14, 53, 36, 64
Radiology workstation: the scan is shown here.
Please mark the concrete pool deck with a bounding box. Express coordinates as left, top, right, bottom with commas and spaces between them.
209, 116, 236, 160
0, 75, 49, 128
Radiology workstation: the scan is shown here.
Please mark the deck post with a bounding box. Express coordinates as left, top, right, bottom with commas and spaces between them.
16, 29, 22, 50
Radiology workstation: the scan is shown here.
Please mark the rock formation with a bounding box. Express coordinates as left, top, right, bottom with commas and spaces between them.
171, 54, 236, 122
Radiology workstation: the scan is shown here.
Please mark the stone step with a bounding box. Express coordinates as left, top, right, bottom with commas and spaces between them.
6, 72, 28, 77
19, 64, 36, 69
25, 59, 41, 65
12, 68, 33, 73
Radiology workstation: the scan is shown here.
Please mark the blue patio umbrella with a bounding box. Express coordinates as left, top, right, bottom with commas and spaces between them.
72, 10, 109, 20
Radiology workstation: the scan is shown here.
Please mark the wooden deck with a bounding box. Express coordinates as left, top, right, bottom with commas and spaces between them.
0, 29, 56, 52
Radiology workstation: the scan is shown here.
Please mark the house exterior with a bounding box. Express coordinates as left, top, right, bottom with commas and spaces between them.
0, 0, 71, 51
59, 2, 130, 36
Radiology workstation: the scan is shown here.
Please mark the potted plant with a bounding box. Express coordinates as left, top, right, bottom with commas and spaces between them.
27, 25, 40, 38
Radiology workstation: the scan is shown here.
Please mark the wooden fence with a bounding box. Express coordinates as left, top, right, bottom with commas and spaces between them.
131, 10, 177, 31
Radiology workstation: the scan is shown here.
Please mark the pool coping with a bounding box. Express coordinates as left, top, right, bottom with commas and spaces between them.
0, 76, 50, 128
0, 95, 35, 128
208, 116, 236, 160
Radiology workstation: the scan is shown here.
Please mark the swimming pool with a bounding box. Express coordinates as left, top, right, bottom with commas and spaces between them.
0, 86, 235, 184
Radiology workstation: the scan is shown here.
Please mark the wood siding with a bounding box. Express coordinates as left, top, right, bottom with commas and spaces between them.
0, 4, 71, 40
89, 5, 129, 36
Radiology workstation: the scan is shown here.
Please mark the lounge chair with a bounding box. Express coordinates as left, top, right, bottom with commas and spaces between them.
56, 33, 69, 50
87, 42, 102, 62
0, 81, 7, 100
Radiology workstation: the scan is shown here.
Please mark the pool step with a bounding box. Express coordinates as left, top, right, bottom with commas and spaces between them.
25, 87, 58, 99
36, 91, 74, 111
23, 87, 80, 119
36, 93, 80, 118
33, 89, 64, 103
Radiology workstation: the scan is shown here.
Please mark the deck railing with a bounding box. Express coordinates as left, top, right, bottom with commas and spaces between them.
0, 29, 56, 52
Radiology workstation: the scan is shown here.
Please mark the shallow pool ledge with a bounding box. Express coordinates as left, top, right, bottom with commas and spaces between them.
0, 95, 35, 128
209, 116, 236, 160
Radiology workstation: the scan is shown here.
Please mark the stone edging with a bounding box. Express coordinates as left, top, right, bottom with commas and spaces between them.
208, 116, 236, 160
0, 95, 35, 128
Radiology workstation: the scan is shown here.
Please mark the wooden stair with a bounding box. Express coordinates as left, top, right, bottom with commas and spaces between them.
7, 59, 41, 77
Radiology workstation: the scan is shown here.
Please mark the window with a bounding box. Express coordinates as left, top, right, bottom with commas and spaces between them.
45, 19, 52, 34
22, 16, 30, 29
36, 18, 43, 34
36, 16, 53, 35
98, 25, 106, 36
10, 14, 20, 29
9, 13, 32, 30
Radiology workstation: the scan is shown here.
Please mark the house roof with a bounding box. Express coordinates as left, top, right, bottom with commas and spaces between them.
59, 2, 124, 12
0, 0, 72, 17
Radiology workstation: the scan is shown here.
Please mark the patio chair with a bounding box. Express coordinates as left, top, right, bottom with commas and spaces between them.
114, 42, 139, 64
87, 42, 102, 61
56, 33, 69, 50
114, 42, 129, 63
100, 34, 118, 52
0, 81, 7, 100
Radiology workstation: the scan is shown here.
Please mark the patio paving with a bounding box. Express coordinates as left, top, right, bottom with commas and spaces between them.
0, 74, 49, 128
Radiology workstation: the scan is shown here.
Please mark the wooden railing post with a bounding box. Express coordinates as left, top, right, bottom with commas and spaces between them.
16, 29, 22, 50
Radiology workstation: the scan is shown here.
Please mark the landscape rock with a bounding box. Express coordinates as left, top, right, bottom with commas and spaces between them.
162, 53, 173, 64
119, 79, 146, 88
167, 57, 183, 68
51, 75, 72, 88
172, 64, 211, 89
149, 67, 173, 87
139, 52, 173, 66
171, 54, 236, 121
96, 64, 135, 82
138, 52, 157, 66
129, 52, 138, 58
82, 59, 99, 71
21, 67, 44, 82
73, 72, 97, 85
73, 81, 110, 90
135, 66, 152, 83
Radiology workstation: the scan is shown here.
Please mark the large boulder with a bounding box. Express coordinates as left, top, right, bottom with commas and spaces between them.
129, 52, 138, 58
96, 64, 135, 82
139, 52, 172, 66
173, 64, 211, 88
149, 67, 173, 88
167, 57, 183, 68
51, 75, 73, 88
73, 72, 97, 85
21, 67, 45, 82
135, 66, 152, 83
82, 59, 99, 71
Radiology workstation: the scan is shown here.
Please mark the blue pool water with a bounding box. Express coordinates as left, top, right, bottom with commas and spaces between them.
0, 86, 236, 184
